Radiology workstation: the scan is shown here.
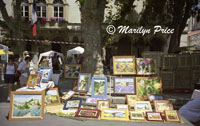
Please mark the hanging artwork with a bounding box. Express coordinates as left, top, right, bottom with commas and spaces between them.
64, 64, 81, 79
136, 58, 156, 75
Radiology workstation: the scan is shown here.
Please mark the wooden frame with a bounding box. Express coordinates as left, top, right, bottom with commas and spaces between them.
101, 108, 129, 121
64, 64, 81, 79
63, 98, 82, 110
164, 110, 181, 123
97, 100, 110, 110
8, 91, 45, 121
75, 108, 101, 118
113, 56, 136, 75
39, 67, 52, 83
26, 74, 39, 87
91, 77, 107, 98
130, 111, 145, 120
154, 100, 173, 113
146, 112, 163, 122
61, 90, 76, 100
77, 73, 91, 92
45, 88, 61, 106
126, 95, 137, 107
115, 104, 129, 110
148, 94, 164, 102
136, 58, 157, 75
114, 77, 136, 95
134, 101, 152, 112
136, 77, 162, 97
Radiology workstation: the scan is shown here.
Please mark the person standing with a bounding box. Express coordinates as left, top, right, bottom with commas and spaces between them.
52, 53, 60, 74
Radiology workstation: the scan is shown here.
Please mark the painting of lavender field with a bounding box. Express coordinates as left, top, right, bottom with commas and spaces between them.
114, 77, 136, 95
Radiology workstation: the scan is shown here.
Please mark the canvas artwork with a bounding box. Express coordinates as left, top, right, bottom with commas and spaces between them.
85, 97, 107, 105
148, 95, 164, 102
134, 101, 152, 112
165, 110, 181, 122
27, 74, 39, 87
97, 100, 110, 110
115, 104, 129, 110
130, 111, 145, 120
64, 64, 81, 78
154, 100, 173, 113
146, 112, 163, 121
91, 77, 107, 98
60, 109, 78, 117
36, 71, 43, 85
75, 108, 101, 118
114, 77, 136, 95
136, 58, 156, 75
45, 88, 60, 105
113, 56, 136, 75
126, 95, 137, 106
136, 77, 162, 97
101, 108, 129, 121
9, 91, 45, 121
39, 67, 52, 83
61, 90, 76, 100
77, 73, 91, 92
63, 98, 82, 110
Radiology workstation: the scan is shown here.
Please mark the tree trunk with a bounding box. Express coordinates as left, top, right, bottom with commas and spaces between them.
81, 0, 106, 75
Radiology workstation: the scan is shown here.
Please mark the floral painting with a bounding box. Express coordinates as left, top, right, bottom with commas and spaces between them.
136, 58, 156, 75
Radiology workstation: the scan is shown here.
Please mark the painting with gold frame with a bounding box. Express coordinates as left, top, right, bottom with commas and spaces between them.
126, 95, 137, 106
113, 56, 136, 75
97, 100, 110, 110
130, 111, 145, 120
136, 58, 156, 75
8, 91, 45, 121
146, 112, 163, 122
165, 110, 181, 123
154, 100, 173, 113
101, 108, 129, 121
26, 74, 39, 87
134, 101, 152, 113
64, 64, 81, 78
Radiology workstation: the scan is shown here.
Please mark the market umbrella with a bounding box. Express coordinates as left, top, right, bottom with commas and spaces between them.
67, 46, 84, 56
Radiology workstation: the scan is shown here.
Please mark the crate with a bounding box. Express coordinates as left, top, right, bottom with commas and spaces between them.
177, 54, 193, 69
161, 71, 175, 89
192, 53, 200, 68
175, 69, 193, 89
161, 54, 177, 70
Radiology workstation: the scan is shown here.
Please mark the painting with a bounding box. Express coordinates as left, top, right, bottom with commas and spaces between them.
77, 73, 91, 92
114, 77, 136, 95
85, 97, 107, 105
136, 58, 156, 75
26, 74, 39, 87
59, 109, 78, 117
101, 108, 129, 121
130, 111, 145, 120
134, 101, 152, 112
75, 108, 101, 118
45, 88, 60, 106
154, 100, 173, 113
61, 90, 76, 100
63, 98, 82, 110
64, 64, 81, 78
36, 71, 43, 85
165, 110, 181, 123
8, 91, 45, 121
91, 77, 107, 98
97, 100, 110, 110
148, 94, 164, 102
146, 112, 163, 121
126, 95, 137, 107
115, 104, 129, 110
136, 77, 162, 98
113, 56, 136, 75
39, 67, 52, 83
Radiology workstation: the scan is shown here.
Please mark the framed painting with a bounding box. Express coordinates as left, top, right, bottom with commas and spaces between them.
113, 56, 136, 75
97, 100, 110, 110
114, 77, 136, 95
165, 110, 181, 123
26, 74, 39, 87
134, 101, 152, 112
101, 108, 129, 121
154, 100, 173, 113
85, 97, 107, 105
77, 73, 91, 92
45, 88, 61, 106
136, 77, 162, 97
136, 58, 156, 75
146, 112, 163, 122
8, 91, 45, 121
63, 98, 82, 110
64, 64, 81, 79
126, 95, 137, 106
148, 94, 164, 102
36, 71, 43, 85
115, 104, 129, 110
91, 77, 107, 98
59, 109, 78, 117
61, 90, 76, 100
39, 67, 52, 83
130, 111, 145, 120
75, 108, 101, 118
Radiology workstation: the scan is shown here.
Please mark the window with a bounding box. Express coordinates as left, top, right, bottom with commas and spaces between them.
21, 2, 29, 19
37, 0, 46, 18
53, 0, 63, 18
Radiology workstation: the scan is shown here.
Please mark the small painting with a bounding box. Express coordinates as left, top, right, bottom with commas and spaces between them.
45, 88, 61, 106
36, 71, 43, 85
39, 67, 52, 83
59, 109, 78, 117
61, 90, 76, 100
63, 98, 82, 110
148, 94, 164, 102
101, 108, 129, 121
8, 91, 45, 121
64, 64, 81, 78
126, 95, 137, 106
165, 110, 181, 123
91, 77, 107, 98
114, 77, 136, 95
136, 58, 156, 75
154, 100, 173, 113
27, 74, 39, 87
97, 100, 110, 110
134, 101, 152, 113
85, 97, 107, 105
75, 108, 100, 118
130, 111, 145, 120
77, 73, 91, 92
146, 112, 163, 121
115, 104, 129, 110
113, 56, 136, 75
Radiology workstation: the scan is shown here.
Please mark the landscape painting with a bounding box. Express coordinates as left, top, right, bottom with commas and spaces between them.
130, 111, 145, 120
101, 108, 129, 121
27, 74, 39, 87
165, 110, 181, 122
134, 101, 152, 112
154, 100, 173, 113
77, 73, 91, 92
85, 97, 107, 105
63, 99, 82, 109
126, 95, 137, 106
91, 77, 107, 98
75, 108, 100, 118
136, 58, 156, 75
9, 91, 45, 120
64, 64, 81, 78
45, 88, 60, 105
97, 100, 110, 110
146, 112, 163, 121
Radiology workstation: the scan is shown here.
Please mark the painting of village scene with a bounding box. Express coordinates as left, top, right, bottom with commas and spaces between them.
136, 58, 156, 75
64, 64, 81, 78
136, 77, 162, 98
114, 77, 136, 95
45, 88, 60, 105
101, 109, 128, 121
77, 73, 91, 92
113, 56, 136, 75
9, 92, 44, 120
134, 101, 152, 112
92, 77, 107, 98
